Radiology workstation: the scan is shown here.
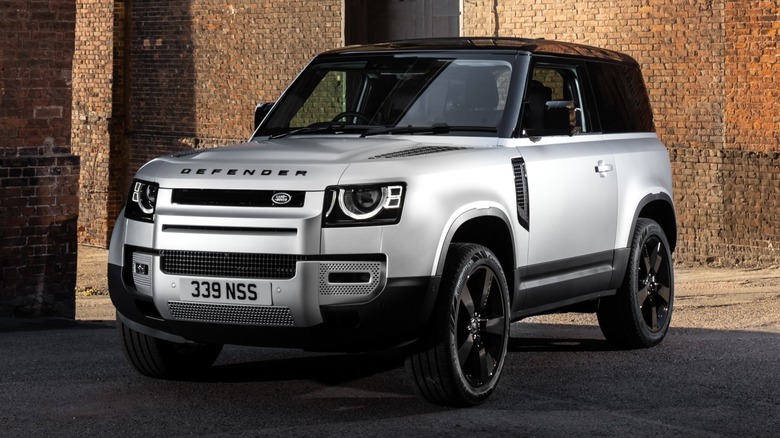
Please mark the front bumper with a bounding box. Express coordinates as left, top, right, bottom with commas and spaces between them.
108, 247, 439, 351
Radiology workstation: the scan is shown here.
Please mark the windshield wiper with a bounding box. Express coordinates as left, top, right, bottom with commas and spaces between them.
269, 123, 375, 139
361, 124, 497, 137
269, 123, 498, 139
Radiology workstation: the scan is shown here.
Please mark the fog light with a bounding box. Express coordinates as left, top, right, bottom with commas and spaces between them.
131, 252, 153, 296
134, 263, 149, 276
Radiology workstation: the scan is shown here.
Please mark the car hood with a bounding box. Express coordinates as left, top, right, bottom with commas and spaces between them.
135, 136, 483, 190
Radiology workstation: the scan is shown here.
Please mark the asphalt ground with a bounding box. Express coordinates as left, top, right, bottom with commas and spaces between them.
1, 318, 778, 436
1, 248, 777, 436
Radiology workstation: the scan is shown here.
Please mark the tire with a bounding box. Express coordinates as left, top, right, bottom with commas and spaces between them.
597, 218, 674, 349
117, 318, 223, 379
406, 243, 510, 407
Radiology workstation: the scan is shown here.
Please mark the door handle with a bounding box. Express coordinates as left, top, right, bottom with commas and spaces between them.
595, 160, 613, 175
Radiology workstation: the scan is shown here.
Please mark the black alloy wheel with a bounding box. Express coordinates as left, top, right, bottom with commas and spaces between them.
597, 218, 674, 349
455, 262, 508, 387
637, 234, 673, 332
406, 243, 510, 406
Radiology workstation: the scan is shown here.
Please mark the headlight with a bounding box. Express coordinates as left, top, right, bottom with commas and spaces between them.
125, 179, 159, 222
324, 183, 404, 226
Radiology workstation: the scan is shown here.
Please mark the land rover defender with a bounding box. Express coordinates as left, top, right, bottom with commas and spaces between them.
109, 38, 676, 406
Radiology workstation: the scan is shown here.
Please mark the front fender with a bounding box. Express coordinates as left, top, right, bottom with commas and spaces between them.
431, 204, 516, 276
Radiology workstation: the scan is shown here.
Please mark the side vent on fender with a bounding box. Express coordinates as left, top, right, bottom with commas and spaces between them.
512, 157, 530, 230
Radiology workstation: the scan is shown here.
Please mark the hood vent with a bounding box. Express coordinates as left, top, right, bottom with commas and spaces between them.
170, 147, 216, 158
369, 146, 467, 159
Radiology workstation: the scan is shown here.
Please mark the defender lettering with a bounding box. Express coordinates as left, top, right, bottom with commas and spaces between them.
180, 168, 307, 176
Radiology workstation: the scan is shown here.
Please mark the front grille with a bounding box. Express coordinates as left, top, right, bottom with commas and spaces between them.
160, 251, 303, 279
171, 189, 305, 208
169, 301, 295, 326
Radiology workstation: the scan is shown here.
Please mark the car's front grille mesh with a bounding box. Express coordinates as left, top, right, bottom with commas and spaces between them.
160, 251, 303, 279
168, 301, 295, 326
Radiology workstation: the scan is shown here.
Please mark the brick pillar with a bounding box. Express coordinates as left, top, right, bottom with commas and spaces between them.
72, 0, 129, 247
0, 0, 79, 317
0, 147, 80, 317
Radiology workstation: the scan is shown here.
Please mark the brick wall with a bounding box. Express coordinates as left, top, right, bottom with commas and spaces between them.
188, 1, 343, 141
0, 0, 75, 147
463, 0, 779, 266
0, 1, 79, 317
71, 0, 343, 246
70, 1, 779, 266
718, 1, 780, 266
0, 147, 80, 317
724, 0, 779, 154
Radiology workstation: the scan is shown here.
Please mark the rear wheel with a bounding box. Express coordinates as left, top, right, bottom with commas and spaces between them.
406, 244, 510, 406
118, 318, 223, 379
598, 218, 674, 348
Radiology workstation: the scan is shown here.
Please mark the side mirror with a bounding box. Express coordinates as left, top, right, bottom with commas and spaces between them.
254, 102, 274, 131
545, 100, 581, 136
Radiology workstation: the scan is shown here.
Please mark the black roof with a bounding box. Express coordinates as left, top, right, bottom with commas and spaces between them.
325, 37, 637, 65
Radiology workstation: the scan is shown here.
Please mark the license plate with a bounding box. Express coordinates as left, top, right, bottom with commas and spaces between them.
181, 279, 272, 305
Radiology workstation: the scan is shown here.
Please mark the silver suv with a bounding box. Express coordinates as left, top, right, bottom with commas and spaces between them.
109, 38, 676, 406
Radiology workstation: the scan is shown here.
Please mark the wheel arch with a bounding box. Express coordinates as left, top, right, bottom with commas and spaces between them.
434, 208, 516, 303
630, 193, 677, 252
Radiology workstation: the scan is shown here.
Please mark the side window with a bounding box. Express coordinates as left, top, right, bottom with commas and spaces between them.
588, 62, 654, 133
521, 64, 590, 136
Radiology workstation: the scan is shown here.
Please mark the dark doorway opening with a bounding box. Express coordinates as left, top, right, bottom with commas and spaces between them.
345, 0, 460, 45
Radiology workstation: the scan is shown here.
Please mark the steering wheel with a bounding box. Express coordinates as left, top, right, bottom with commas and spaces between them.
331, 112, 372, 124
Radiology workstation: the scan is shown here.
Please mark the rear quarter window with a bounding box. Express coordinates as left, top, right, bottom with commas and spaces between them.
588, 62, 654, 133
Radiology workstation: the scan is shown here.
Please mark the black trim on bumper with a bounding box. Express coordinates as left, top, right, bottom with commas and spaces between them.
108, 263, 439, 351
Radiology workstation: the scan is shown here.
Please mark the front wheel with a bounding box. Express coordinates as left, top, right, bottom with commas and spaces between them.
118, 318, 223, 379
597, 218, 674, 349
406, 244, 510, 407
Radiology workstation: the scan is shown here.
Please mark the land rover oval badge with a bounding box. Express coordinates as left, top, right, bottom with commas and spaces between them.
272, 192, 292, 205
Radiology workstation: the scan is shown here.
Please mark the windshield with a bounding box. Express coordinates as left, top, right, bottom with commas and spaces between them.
256, 55, 514, 138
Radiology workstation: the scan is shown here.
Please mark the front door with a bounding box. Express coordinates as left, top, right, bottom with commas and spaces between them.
514, 62, 618, 310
